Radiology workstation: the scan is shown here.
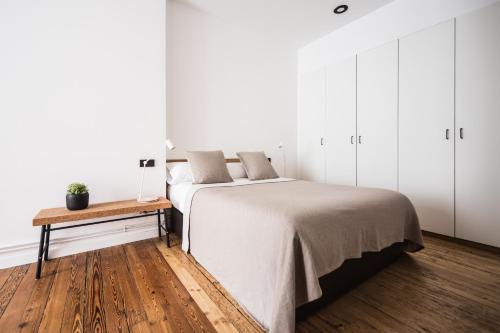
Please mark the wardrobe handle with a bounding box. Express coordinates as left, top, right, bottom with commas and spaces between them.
350, 136, 354, 144
320, 137, 324, 146
459, 128, 464, 139
358, 136, 362, 144
445, 129, 450, 140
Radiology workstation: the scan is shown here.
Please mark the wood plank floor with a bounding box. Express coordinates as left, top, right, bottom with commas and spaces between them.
0, 234, 499, 332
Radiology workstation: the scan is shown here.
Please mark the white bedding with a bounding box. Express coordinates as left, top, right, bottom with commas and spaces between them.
168, 177, 294, 214
168, 181, 193, 213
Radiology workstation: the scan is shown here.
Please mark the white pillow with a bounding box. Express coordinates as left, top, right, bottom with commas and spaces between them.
168, 163, 194, 185
227, 163, 247, 179
167, 162, 247, 185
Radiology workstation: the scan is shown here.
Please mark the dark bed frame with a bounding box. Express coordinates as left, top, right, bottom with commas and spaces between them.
165, 158, 405, 321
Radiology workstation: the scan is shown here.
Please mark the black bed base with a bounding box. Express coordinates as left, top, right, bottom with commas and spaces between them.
170, 207, 184, 237
170, 207, 404, 320
296, 242, 404, 320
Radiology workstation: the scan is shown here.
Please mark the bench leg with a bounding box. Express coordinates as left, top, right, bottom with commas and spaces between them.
157, 209, 161, 239
164, 208, 171, 248
44, 224, 51, 261
36, 225, 46, 280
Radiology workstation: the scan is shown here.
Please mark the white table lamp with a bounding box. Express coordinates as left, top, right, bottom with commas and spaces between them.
138, 139, 176, 203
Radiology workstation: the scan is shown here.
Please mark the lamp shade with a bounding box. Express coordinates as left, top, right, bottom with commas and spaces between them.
165, 139, 176, 151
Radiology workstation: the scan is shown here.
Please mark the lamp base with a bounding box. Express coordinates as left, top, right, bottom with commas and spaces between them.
137, 196, 159, 203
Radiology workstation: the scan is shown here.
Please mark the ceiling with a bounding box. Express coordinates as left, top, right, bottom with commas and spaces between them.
173, 0, 394, 48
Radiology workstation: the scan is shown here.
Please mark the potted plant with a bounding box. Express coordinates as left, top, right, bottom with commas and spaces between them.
66, 182, 89, 210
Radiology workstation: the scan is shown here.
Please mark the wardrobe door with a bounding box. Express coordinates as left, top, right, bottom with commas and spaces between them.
325, 56, 357, 186
357, 41, 398, 190
456, 3, 500, 247
298, 68, 326, 182
399, 20, 455, 236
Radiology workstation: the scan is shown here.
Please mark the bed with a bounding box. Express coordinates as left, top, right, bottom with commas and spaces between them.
166, 159, 423, 333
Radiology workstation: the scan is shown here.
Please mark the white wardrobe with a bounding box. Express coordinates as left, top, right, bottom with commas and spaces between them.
399, 20, 456, 237
300, 42, 398, 190
297, 2, 500, 247
357, 41, 398, 191
455, 4, 500, 247
297, 68, 325, 182
325, 56, 356, 186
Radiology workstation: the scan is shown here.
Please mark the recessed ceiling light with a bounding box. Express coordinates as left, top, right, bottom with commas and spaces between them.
333, 4, 348, 14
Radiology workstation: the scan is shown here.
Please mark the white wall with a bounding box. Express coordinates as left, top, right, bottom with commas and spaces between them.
298, 0, 498, 74
166, 0, 297, 177
0, 0, 166, 268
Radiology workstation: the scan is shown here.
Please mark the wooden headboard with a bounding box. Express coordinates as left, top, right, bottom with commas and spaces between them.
166, 157, 271, 163
167, 158, 242, 163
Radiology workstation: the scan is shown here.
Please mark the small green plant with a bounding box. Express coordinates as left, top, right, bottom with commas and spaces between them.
67, 182, 89, 195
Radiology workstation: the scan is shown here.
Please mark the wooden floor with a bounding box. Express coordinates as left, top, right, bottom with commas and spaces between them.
0, 234, 499, 333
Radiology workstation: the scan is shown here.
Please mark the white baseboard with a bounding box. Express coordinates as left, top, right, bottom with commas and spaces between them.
0, 221, 160, 269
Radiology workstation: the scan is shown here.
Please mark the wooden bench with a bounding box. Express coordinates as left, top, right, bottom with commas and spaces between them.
32, 197, 172, 279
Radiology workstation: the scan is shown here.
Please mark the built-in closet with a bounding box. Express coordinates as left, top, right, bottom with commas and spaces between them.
297, 2, 500, 247
325, 56, 356, 186
455, 4, 500, 247
399, 20, 455, 237
298, 68, 326, 182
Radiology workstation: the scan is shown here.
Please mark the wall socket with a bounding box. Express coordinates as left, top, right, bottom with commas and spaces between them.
139, 159, 155, 167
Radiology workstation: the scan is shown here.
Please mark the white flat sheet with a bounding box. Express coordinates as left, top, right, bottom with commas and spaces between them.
168, 182, 192, 213
168, 177, 294, 214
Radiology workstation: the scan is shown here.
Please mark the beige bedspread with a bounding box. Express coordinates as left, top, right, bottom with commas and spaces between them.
183, 180, 423, 332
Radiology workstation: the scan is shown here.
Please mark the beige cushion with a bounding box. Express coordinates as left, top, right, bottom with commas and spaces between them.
186, 150, 234, 184
236, 151, 279, 180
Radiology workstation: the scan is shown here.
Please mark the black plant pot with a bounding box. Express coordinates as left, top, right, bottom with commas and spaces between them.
66, 192, 89, 211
